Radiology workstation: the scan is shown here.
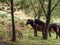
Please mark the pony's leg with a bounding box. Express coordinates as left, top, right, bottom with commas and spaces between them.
34, 30, 37, 37
58, 32, 60, 39
59, 31, 60, 38
49, 32, 51, 37
42, 30, 45, 39
56, 27, 59, 39
56, 32, 58, 39
49, 28, 51, 37
58, 27, 60, 38
56, 28, 58, 39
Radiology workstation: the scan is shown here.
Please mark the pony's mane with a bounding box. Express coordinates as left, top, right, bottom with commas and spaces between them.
35, 19, 45, 25
28, 19, 34, 23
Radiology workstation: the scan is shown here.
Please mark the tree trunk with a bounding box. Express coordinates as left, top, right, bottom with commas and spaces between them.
11, 0, 16, 41
43, 0, 51, 39
39, 0, 59, 39
43, 14, 51, 39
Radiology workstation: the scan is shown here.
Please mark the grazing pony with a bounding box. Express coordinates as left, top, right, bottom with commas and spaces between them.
26, 19, 37, 36
35, 19, 60, 39
26, 19, 48, 37
26, 19, 60, 39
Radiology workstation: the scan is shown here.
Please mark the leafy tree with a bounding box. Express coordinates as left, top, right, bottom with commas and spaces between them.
16, 0, 43, 19
39, 0, 60, 39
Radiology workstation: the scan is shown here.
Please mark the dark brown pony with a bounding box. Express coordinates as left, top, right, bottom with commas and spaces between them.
26, 19, 60, 39
26, 19, 47, 37
26, 19, 37, 36
35, 19, 60, 39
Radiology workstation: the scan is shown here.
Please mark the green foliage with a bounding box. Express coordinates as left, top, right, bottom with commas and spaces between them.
20, 0, 29, 9
0, 30, 6, 39
0, 0, 6, 3
0, 7, 5, 11
51, 0, 60, 19
0, 8, 2, 10
0, 13, 25, 40
0, 0, 10, 3
0, 14, 7, 18
1, 0, 60, 19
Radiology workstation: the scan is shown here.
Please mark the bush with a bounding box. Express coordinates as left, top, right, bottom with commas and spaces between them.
0, 30, 6, 39
0, 14, 7, 18
0, 7, 2, 10
0, 0, 5, 3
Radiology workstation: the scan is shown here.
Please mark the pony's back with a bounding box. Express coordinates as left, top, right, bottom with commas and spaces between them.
35, 19, 45, 26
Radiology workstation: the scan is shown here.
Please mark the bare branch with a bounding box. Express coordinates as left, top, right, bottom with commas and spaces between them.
6, 0, 11, 7
51, 0, 60, 12
39, 0, 46, 16
29, 0, 37, 19
46, 0, 51, 15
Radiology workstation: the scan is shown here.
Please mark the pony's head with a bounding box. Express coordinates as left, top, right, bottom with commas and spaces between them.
26, 19, 35, 26
26, 19, 30, 26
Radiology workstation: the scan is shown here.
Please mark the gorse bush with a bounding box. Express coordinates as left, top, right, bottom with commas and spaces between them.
0, 30, 6, 39
0, 13, 28, 40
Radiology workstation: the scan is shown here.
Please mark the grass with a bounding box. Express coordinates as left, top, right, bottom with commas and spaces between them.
18, 30, 60, 45
0, 30, 59, 45
21, 31, 60, 45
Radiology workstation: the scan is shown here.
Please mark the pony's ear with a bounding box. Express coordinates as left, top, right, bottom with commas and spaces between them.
28, 19, 30, 21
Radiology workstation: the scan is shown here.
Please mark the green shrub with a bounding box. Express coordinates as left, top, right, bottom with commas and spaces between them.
0, 14, 7, 18
0, 7, 2, 10
0, 30, 6, 39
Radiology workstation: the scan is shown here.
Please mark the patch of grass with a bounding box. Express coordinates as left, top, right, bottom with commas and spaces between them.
0, 27, 60, 45
14, 30, 60, 45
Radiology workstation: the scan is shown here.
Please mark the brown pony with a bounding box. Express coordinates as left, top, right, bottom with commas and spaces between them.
35, 19, 60, 39
26, 19, 46, 37
26, 19, 60, 39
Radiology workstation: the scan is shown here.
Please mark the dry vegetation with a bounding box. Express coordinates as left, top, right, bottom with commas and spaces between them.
0, 2, 60, 45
